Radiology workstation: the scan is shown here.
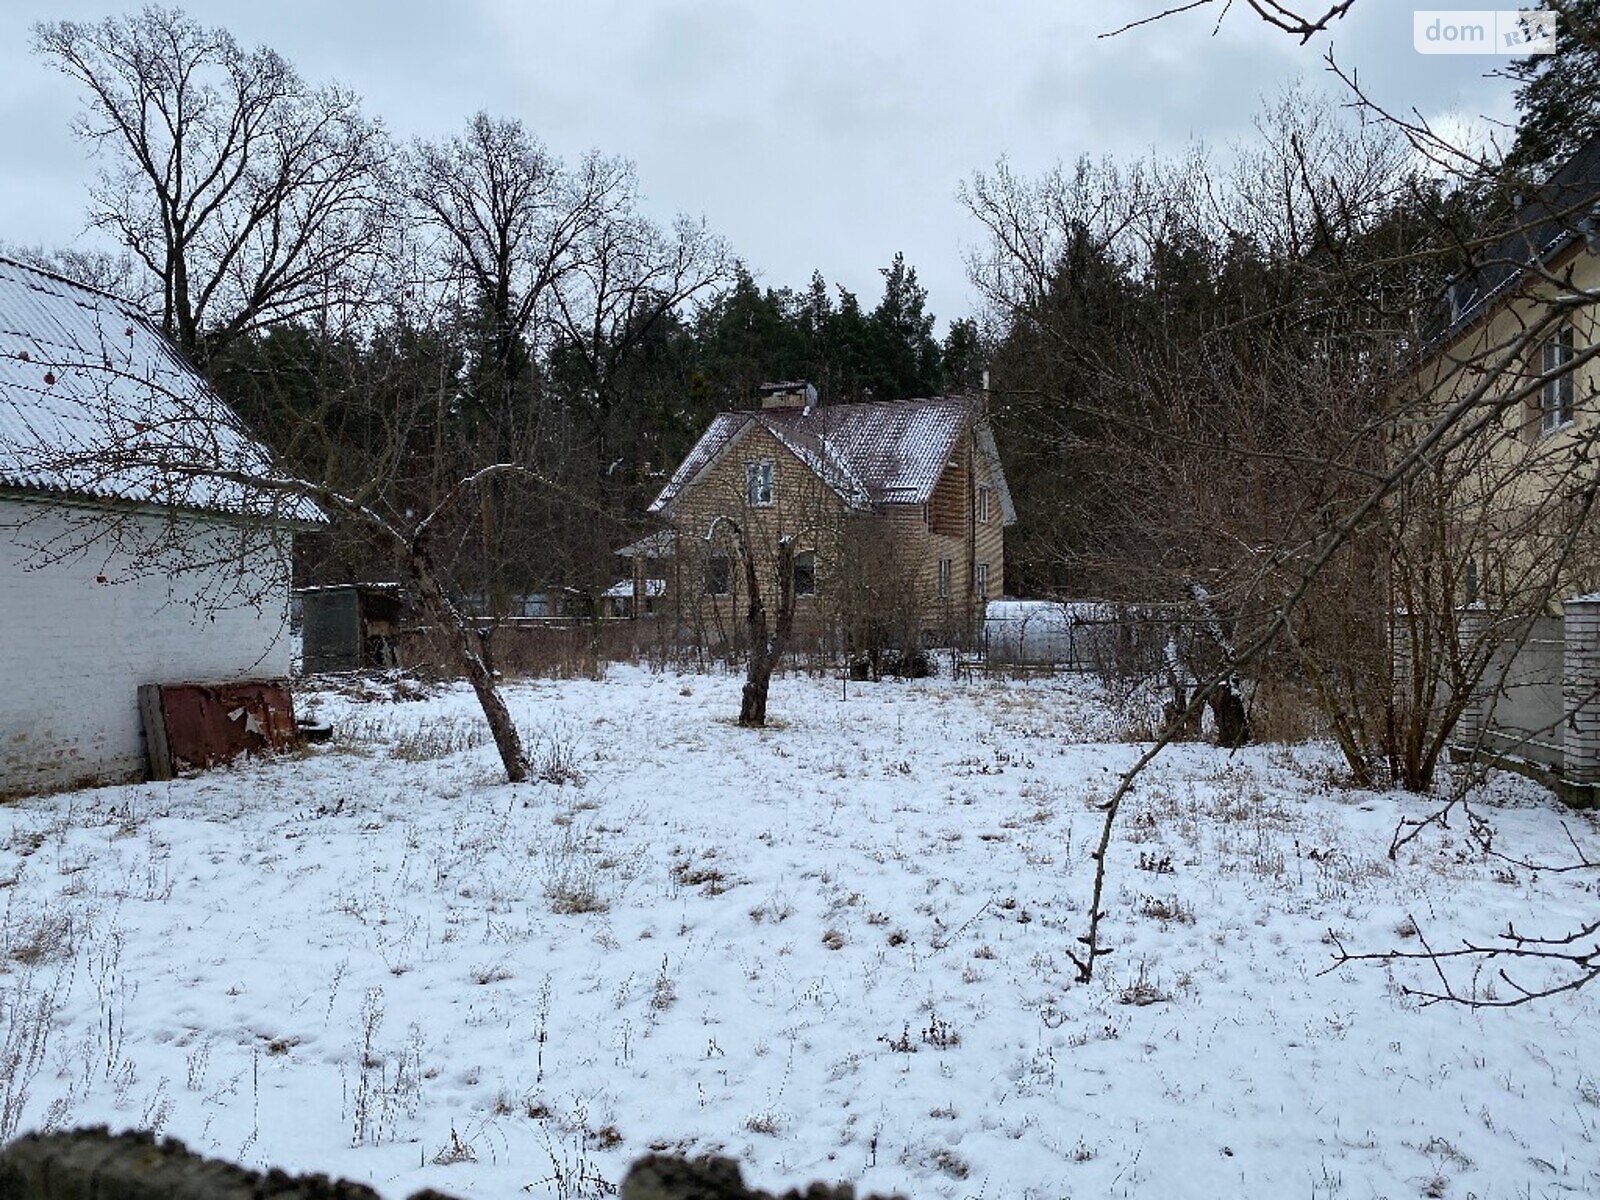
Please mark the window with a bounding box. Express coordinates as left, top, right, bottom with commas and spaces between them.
746, 459, 774, 506
975, 562, 989, 599
937, 558, 952, 599
794, 550, 816, 597
704, 553, 730, 596
977, 486, 992, 523
1541, 325, 1576, 433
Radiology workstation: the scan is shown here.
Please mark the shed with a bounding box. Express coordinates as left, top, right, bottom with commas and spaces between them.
0, 256, 318, 794
297, 584, 403, 673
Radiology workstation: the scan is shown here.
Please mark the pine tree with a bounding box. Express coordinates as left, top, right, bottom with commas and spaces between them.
1505, 2, 1600, 174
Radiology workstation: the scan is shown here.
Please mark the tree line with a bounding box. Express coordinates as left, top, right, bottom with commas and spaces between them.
14, 6, 982, 614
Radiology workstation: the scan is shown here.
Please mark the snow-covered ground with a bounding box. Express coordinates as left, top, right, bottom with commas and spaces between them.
2, 667, 1598, 1199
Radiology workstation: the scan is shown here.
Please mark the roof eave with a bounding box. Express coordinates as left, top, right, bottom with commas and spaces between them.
0, 480, 327, 530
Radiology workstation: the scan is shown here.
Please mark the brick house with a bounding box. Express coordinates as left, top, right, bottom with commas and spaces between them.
619, 382, 1015, 650
0, 257, 314, 794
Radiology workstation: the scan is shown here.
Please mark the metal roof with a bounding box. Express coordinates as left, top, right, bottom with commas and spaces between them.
604, 578, 666, 599
1433, 135, 1600, 346
615, 529, 680, 558
649, 396, 1015, 523
0, 257, 320, 521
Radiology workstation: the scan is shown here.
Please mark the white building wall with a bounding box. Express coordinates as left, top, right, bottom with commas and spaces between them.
1, 496, 291, 794
1564, 595, 1600, 786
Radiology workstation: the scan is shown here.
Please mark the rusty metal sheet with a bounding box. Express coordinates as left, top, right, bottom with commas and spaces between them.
150, 681, 299, 776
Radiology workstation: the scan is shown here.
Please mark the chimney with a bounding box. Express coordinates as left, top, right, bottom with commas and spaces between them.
759, 381, 818, 411
1582, 205, 1600, 253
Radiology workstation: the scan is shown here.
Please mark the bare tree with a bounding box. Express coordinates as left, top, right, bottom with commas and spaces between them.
33, 6, 392, 365
409, 117, 727, 628
548, 205, 730, 476
704, 516, 798, 727
1102, 0, 1357, 42
410, 116, 630, 447
966, 81, 1600, 982
410, 116, 619, 626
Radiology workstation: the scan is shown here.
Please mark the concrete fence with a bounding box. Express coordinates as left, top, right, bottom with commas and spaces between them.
0, 1128, 904, 1200
1452, 595, 1600, 805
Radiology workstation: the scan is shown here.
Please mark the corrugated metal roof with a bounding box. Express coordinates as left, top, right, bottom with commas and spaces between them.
649, 396, 1005, 517
0, 257, 320, 521
1433, 135, 1600, 345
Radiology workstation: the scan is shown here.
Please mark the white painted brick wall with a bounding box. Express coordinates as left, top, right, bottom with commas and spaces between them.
1, 497, 291, 794
1563, 596, 1600, 785
1453, 607, 1491, 746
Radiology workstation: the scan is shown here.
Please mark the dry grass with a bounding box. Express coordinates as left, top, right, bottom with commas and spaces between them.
4, 909, 75, 966
1247, 678, 1327, 744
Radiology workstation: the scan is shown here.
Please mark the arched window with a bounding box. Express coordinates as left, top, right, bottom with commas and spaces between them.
704, 553, 731, 596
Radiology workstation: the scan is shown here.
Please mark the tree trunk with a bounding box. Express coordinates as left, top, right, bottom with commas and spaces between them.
1208, 682, 1251, 749
407, 539, 528, 782
739, 536, 797, 728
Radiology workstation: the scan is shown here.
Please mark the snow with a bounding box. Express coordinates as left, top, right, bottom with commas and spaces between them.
2, 668, 1598, 1199
603, 580, 666, 600
0, 256, 321, 521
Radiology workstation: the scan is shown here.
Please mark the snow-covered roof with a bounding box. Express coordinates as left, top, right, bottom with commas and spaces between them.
649, 396, 1016, 523
0, 257, 320, 522
604, 578, 666, 599
615, 529, 679, 558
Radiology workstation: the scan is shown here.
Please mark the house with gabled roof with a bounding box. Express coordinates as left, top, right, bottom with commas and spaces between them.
1405, 136, 1600, 620
0, 256, 316, 794
1404, 136, 1600, 797
618, 381, 1015, 650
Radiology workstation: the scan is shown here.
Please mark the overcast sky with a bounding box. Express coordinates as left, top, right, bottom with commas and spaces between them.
0, 0, 1525, 328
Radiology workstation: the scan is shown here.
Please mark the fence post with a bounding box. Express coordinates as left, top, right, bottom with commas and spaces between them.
1562, 594, 1600, 785
1453, 605, 1490, 749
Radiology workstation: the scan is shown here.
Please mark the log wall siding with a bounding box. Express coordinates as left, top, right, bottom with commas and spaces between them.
971, 434, 1006, 602
665, 424, 847, 638
661, 413, 1006, 644
928, 455, 968, 537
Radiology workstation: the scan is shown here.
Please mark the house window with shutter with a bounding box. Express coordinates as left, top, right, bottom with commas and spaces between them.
1541, 325, 1576, 433
937, 558, 952, 599
704, 553, 731, 596
746, 460, 774, 506
794, 550, 816, 597
977, 485, 991, 522
975, 562, 989, 599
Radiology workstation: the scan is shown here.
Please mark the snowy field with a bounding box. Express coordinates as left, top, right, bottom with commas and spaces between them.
2, 667, 1598, 1199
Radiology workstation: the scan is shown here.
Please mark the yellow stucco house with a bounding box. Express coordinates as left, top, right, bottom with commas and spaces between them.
1408, 138, 1600, 798
1413, 137, 1600, 603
